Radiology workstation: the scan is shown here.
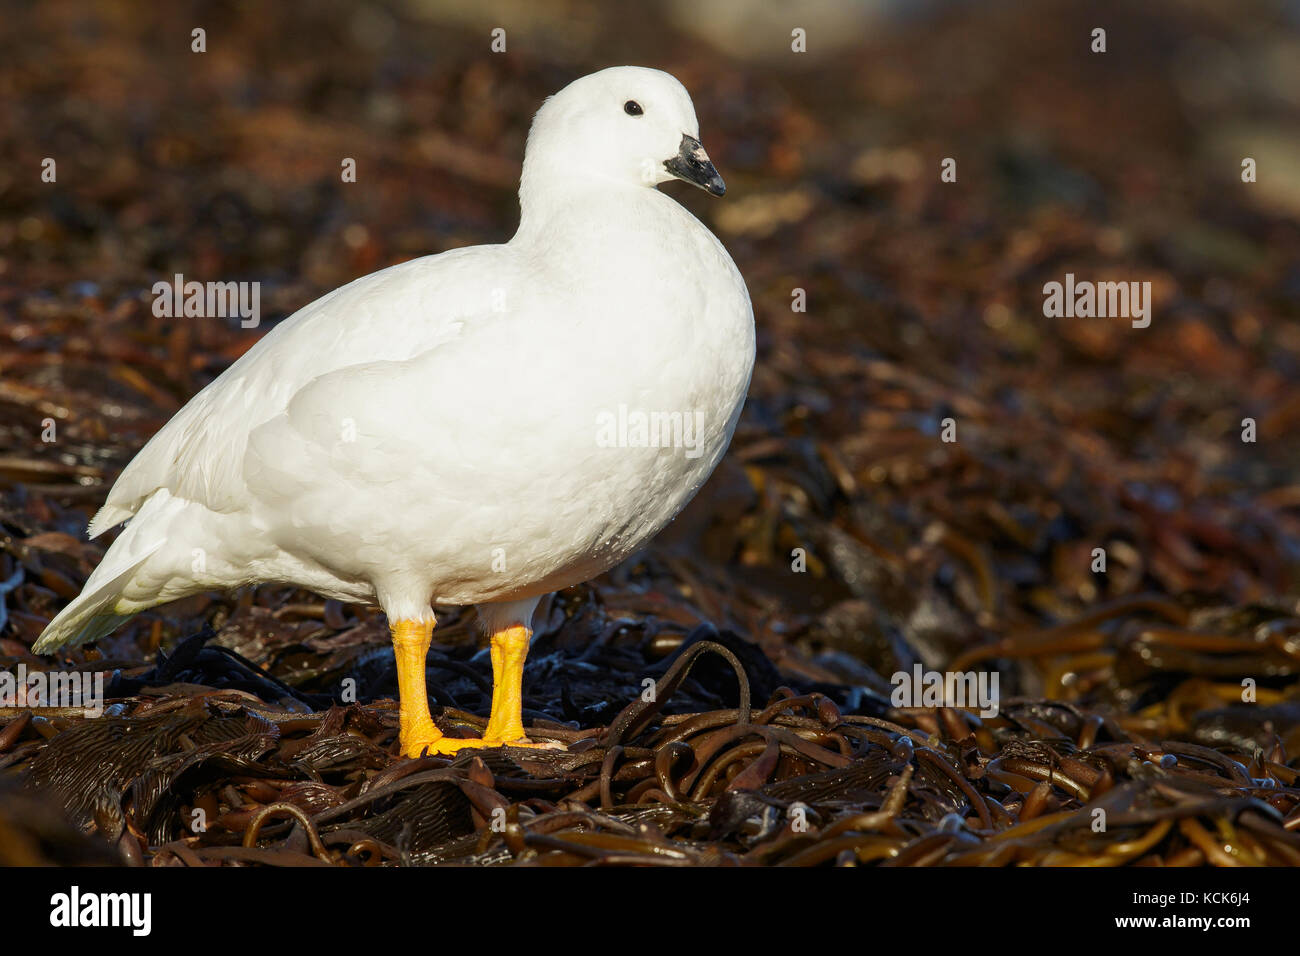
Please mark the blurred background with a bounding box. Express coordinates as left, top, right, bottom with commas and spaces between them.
2, 0, 1300, 815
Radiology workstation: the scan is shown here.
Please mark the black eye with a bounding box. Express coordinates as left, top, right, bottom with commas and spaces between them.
624, 100, 643, 116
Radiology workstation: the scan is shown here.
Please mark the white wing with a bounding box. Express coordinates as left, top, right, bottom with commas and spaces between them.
89, 246, 513, 536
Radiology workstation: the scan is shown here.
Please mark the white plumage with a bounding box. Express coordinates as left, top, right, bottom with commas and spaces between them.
35, 67, 753, 753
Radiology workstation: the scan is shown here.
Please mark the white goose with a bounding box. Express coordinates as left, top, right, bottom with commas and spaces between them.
35, 66, 755, 757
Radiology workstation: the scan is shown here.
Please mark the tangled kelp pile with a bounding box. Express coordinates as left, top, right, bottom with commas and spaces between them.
2, 622, 1298, 866
2, 0, 1300, 865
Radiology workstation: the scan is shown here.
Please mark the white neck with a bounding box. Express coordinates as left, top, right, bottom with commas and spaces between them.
512, 168, 657, 248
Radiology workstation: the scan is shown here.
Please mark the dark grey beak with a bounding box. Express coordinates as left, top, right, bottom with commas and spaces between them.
664, 133, 726, 197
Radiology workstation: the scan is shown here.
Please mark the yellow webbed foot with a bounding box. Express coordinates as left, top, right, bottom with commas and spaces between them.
400, 730, 565, 757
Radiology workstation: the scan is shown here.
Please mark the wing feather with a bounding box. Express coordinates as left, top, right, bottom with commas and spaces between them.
91, 248, 507, 533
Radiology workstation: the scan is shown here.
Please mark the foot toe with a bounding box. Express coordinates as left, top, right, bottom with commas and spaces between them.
400, 733, 566, 757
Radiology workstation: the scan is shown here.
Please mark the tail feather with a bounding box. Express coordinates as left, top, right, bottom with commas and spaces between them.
32, 538, 164, 653
33, 488, 184, 654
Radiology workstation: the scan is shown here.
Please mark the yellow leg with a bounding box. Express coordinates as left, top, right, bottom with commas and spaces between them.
392, 618, 447, 758
392, 618, 561, 758
483, 625, 530, 743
